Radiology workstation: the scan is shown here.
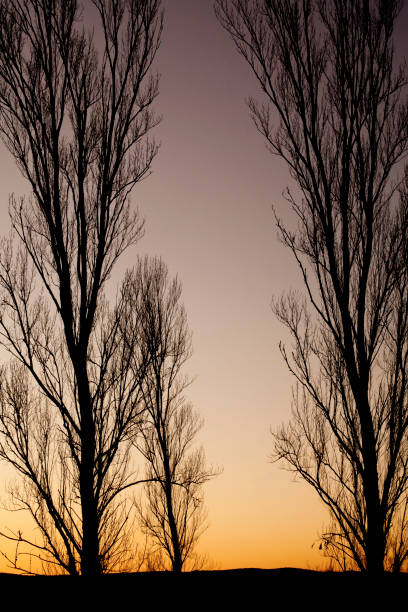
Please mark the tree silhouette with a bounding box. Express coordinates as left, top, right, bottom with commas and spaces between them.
216, 0, 408, 573
129, 257, 218, 572
0, 0, 162, 575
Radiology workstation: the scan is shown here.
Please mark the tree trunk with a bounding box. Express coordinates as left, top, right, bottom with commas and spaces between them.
77, 366, 100, 576
80, 445, 100, 576
364, 475, 385, 574
359, 393, 385, 574
163, 456, 183, 572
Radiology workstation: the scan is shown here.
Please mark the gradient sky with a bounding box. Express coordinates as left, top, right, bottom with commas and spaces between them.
0, 0, 408, 572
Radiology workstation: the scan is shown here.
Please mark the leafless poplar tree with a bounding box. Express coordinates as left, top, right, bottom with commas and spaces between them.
128, 257, 217, 572
215, 0, 408, 573
0, 0, 162, 575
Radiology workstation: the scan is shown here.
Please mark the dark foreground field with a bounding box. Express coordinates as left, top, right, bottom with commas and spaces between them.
0, 568, 405, 607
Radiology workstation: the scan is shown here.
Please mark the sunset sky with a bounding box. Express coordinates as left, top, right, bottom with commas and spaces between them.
0, 0, 408, 572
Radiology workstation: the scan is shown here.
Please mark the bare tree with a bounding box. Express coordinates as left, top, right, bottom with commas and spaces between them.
0, 0, 162, 575
0, 281, 149, 575
215, 0, 408, 573
128, 257, 217, 572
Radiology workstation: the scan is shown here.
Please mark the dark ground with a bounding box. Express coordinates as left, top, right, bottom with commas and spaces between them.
0, 568, 405, 608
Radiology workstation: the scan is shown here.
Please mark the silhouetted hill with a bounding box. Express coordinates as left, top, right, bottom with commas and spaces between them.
1, 568, 405, 608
